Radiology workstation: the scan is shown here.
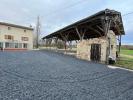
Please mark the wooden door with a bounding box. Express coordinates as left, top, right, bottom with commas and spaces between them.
90, 44, 101, 62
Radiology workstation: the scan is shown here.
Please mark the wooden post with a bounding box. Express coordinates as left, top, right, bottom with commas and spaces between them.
55, 38, 58, 52
60, 33, 70, 54
75, 27, 82, 41
104, 17, 112, 64
119, 35, 121, 57
75, 27, 86, 41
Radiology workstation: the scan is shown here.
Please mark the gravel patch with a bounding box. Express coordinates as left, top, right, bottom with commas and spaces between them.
0, 50, 133, 100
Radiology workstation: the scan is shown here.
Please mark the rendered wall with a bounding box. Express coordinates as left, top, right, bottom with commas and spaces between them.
0, 24, 33, 50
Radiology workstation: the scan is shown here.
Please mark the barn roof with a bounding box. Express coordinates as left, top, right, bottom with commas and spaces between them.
43, 9, 125, 41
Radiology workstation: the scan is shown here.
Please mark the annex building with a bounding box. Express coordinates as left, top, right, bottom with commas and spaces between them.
0, 22, 34, 51
43, 9, 125, 63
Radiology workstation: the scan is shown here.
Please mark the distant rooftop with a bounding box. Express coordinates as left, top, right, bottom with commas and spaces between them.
0, 22, 34, 30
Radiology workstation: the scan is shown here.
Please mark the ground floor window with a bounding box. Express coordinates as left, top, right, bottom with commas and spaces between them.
5, 42, 15, 48
10, 43, 15, 48
0, 42, 3, 48
4, 42, 28, 49
0, 42, 3, 50
5, 42, 10, 48
23, 43, 28, 48
14, 43, 18, 48
18, 43, 22, 48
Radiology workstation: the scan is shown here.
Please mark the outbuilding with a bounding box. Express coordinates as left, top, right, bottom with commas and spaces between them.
43, 9, 125, 64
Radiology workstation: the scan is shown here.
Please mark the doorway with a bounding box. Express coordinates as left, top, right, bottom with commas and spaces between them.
90, 44, 101, 62
0, 42, 3, 51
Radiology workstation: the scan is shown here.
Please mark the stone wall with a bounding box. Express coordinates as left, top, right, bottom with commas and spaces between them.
77, 37, 107, 62
77, 30, 117, 63
107, 30, 117, 60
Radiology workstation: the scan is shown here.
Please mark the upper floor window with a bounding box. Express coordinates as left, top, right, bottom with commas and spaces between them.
24, 30, 26, 32
5, 35, 14, 40
111, 45, 113, 49
21, 37, 29, 41
8, 27, 11, 30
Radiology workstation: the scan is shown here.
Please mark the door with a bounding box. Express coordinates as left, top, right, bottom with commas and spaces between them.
90, 44, 101, 62
0, 42, 3, 50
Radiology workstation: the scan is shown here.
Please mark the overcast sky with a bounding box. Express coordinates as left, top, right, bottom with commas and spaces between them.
0, 0, 133, 44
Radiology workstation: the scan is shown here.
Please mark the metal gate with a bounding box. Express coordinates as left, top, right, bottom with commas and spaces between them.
90, 44, 101, 62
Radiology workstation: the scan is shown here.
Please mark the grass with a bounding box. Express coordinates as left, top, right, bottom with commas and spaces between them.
115, 57, 133, 70
120, 49, 133, 56
114, 48, 133, 70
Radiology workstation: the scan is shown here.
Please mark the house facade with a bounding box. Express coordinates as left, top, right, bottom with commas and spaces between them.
0, 22, 34, 51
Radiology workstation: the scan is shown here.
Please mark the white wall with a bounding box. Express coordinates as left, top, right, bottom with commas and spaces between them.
0, 24, 33, 50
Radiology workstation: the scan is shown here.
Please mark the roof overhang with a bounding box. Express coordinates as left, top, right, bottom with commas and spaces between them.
43, 9, 125, 41
0, 22, 34, 30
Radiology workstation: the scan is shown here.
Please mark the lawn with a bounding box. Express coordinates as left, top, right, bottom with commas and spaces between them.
120, 49, 133, 56
115, 48, 133, 70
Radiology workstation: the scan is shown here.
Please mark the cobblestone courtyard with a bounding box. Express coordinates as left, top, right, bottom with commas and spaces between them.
0, 50, 133, 100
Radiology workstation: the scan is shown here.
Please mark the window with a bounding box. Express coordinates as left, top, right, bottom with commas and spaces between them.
111, 45, 113, 49
14, 43, 18, 48
24, 30, 26, 32
10, 43, 14, 48
5, 35, 14, 40
0, 42, 3, 48
21, 37, 28, 41
23, 43, 28, 48
5, 42, 25, 48
5, 42, 10, 48
8, 27, 11, 30
18, 43, 22, 48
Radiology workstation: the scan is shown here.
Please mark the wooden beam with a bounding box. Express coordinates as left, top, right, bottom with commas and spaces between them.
96, 25, 104, 32
75, 27, 82, 40
60, 32, 70, 42
82, 29, 87, 40
87, 26, 102, 36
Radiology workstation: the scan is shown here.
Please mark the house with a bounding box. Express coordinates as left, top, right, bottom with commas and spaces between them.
42, 9, 125, 63
0, 22, 34, 51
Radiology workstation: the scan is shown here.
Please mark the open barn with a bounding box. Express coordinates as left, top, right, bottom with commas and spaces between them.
43, 9, 125, 64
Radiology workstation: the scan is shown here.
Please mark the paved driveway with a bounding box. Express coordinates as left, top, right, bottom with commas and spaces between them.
0, 50, 133, 100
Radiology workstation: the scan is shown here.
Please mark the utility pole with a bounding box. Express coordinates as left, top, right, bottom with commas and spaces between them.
36, 16, 41, 48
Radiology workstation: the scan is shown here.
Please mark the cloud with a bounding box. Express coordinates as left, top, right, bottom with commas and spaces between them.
0, 0, 132, 44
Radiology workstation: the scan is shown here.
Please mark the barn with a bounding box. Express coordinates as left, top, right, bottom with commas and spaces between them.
42, 9, 125, 64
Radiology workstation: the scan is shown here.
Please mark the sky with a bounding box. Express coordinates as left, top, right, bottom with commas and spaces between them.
0, 0, 133, 44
